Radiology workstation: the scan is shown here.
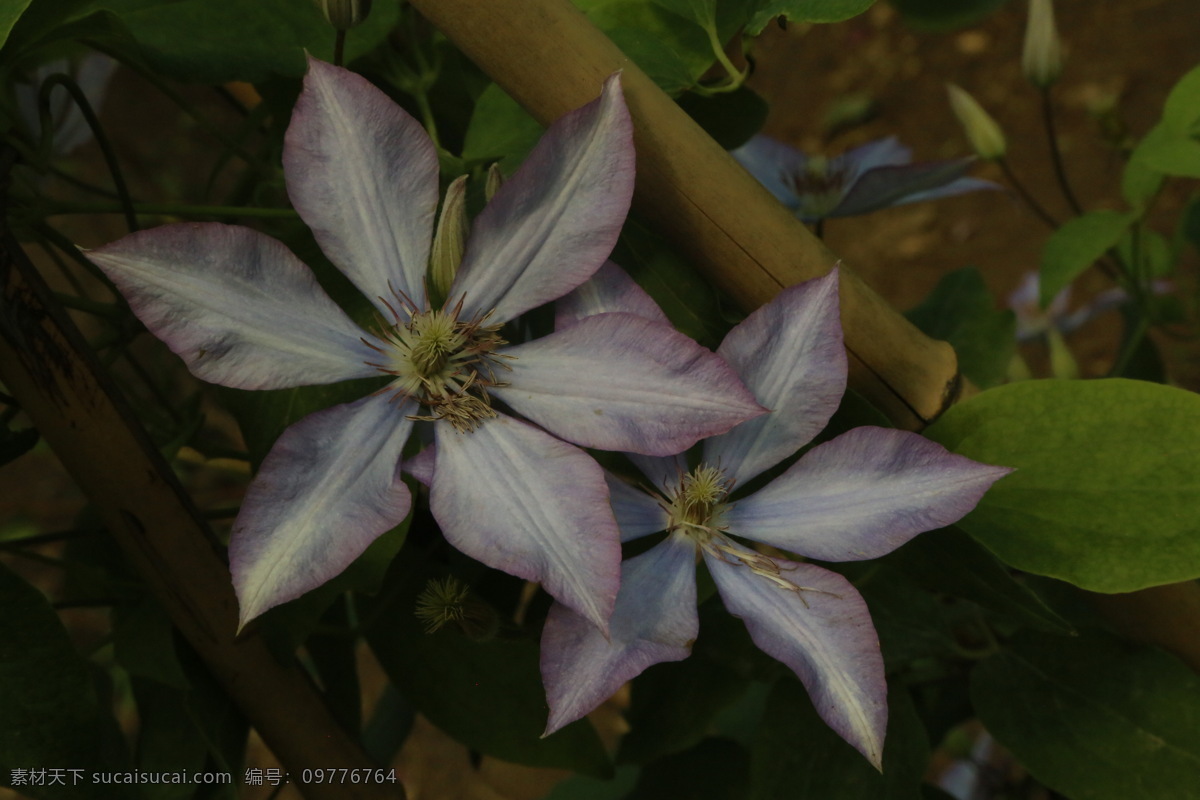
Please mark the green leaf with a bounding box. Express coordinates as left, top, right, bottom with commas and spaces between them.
362, 564, 610, 775
904, 266, 1016, 389
1120, 154, 1164, 211
653, 0, 718, 28
885, 527, 1073, 634
0, 562, 129, 799
627, 738, 749, 800
886, 0, 1008, 31
1134, 135, 1200, 179
1039, 210, 1134, 306
113, 596, 190, 690
543, 766, 641, 800
1159, 62, 1200, 134
606, 27, 696, 95
971, 630, 1200, 800
461, 81, 543, 169
746, 0, 876, 34
750, 679, 928, 799
573, 0, 718, 84
618, 654, 750, 764
924, 379, 1200, 592
131, 679, 215, 800
83, 0, 401, 83
0, 0, 31, 50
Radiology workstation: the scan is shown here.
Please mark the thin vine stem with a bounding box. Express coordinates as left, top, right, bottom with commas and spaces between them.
997, 157, 1059, 228
1041, 89, 1084, 216
37, 73, 138, 233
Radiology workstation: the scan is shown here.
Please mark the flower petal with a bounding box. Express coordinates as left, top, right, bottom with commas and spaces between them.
629, 453, 689, 495
86, 223, 378, 390
703, 269, 846, 486
705, 549, 887, 769
230, 393, 416, 627
453, 74, 635, 324
726, 427, 1012, 562
834, 159, 994, 217
836, 136, 912, 176
730, 134, 805, 208
285, 57, 438, 313
541, 533, 698, 736
431, 414, 621, 633
493, 313, 764, 456
605, 471, 670, 542
555, 260, 670, 330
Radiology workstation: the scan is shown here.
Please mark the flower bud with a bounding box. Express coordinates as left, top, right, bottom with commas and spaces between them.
946, 84, 1007, 160
484, 162, 505, 204
1022, 0, 1064, 89
429, 175, 469, 304
314, 0, 372, 31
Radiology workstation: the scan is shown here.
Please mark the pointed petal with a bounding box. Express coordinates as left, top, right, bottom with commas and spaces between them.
706, 550, 887, 768
285, 57, 438, 313
629, 452, 689, 495
453, 74, 635, 323
726, 427, 1012, 562
230, 393, 415, 626
704, 269, 846, 486
555, 260, 669, 330
86, 223, 378, 390
730, 134, 805, 208
431, 415, 621, 632
493, 313, 764, 456
605, 471, 669, 542
836, 136, 912, 177
834, 159, 993, 217
542, 534, 698, 735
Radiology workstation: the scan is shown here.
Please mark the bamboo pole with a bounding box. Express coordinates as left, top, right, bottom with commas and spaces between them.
408, 0, 961, 430
407, 0, 1200, 674
0, 157, 403, 800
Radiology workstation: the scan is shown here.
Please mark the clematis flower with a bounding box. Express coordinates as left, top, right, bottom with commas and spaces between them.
1008, 271, 1131, 343
731, 134, 996, 221
540, 266, 1011, 767
86, 58, 763, 632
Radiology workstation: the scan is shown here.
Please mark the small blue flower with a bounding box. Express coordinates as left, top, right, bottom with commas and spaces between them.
732, 134, 997, 221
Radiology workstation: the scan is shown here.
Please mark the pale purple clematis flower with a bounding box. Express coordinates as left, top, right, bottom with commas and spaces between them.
1008, 271, 1134, 343
16, 53, 118, 156
85, 58, 763, 632
732, 134, 996, 221
540, 266, 1011, 767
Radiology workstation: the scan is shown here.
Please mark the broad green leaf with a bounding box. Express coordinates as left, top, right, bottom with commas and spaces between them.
1134, 135, 1200, 179
305, 597, 362, 735
1039, 210, 1134, 306
83, 0, 401, 83
0, 563, 129, 799
573, 0, 717, 82
847, 564, 963, 669
363, 564, 610, 775
462, 82, 543, 169
1159, 62, 1200, 134
131, 679, 216, 800
746, 0, 876, 33
924, 379, 1200, 592
113, 596, 189, 690
627, 738, 749, 800
607, 27, 698, 95
904, 266, 1015, 389
1121, 150, 1165, 210
618, 654, 750, 764
1117, 226, 1173, 279
750, 679, 928, 799
653, 0, 717, 27
887, 0, 1008, 31
0, 0, 32, 50
972, 631, 1200, 800
885, 527, 1072, 634
1184, 195, 1200, 252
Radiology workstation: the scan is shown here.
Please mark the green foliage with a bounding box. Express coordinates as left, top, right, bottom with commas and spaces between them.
0, 0, 32, 50
1039, 210, 1134, 306
972, 631, 1200, 800
0, 563, 129, 799
904, 266, 1015, 389
626, 737, 750, 800
676, 86, 769, 150
363, 563, 611, 775
925, 379, 1200, 592
750, 679, 928, 799
1131, 63, 1200, 181
745, 0, 876, 33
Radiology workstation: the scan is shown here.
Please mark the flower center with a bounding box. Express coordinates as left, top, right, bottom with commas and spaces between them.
665, 465, 732, 545
364, 297, 510, 432
786, 155, 849, 218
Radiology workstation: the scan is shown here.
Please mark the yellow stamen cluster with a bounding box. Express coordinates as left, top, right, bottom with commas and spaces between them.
364, 294, 511, 432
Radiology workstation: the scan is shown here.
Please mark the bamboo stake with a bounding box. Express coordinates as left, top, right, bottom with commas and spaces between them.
0, 157, 403, 800
407, 0, 1200, 674
408, 0, 961, 430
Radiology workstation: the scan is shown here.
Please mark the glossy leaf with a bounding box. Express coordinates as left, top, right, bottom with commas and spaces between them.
0, 0, 31, 49
750, 678, 928, 798
905, 266, 1015, 389
971, 631, 1200, 800
924, 379, 1200, 592
746, 0, 876, 33
888, 0, 1009, 31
